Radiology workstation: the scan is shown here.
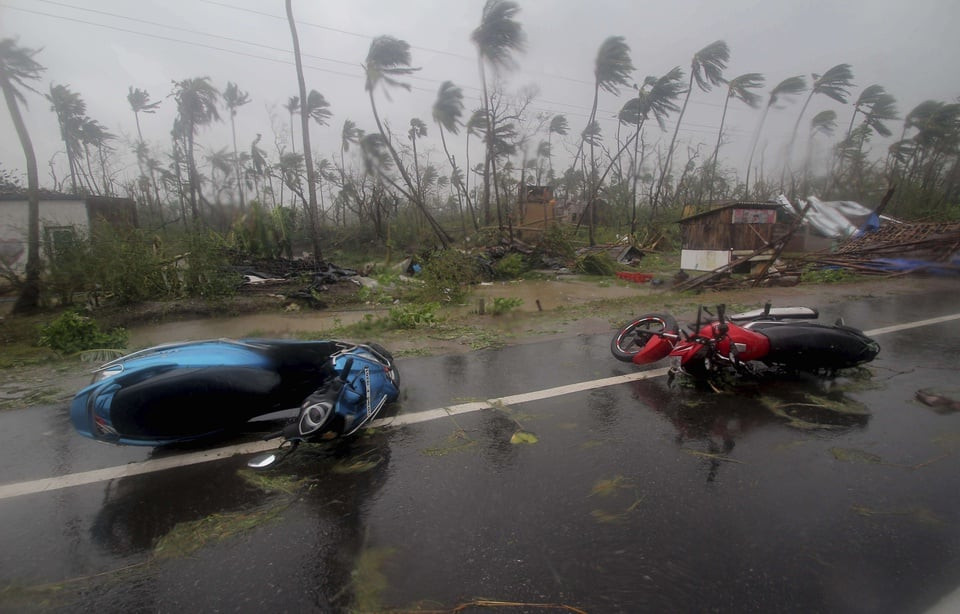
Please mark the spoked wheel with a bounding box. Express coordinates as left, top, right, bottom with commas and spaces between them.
610, 313, 679, 363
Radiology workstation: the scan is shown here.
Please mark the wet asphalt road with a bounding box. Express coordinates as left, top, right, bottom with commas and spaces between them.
1, 291, 960, 612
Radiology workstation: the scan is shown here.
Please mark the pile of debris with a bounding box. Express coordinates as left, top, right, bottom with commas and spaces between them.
804, 222, 960, 276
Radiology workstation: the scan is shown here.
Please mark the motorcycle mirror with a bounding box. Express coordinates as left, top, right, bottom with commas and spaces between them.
247, 452, 279, 469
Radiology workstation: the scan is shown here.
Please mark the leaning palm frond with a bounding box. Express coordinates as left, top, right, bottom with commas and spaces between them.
432, 81, 464, 134
302, 90, 332, 126
810, 110, 837, 137
769, 76, 807, 107
691, 40, 730, 91
341, 119, 363, 152
408, 117, 427, 141
364, 35, 419, 94
549, 114, 569, 136
360, 133, 393, 176
78, 348, 125, 363
863, 93, 898, 138
811, 63, 855, 104
727, 72, 764, 108
471, 0, 526, 71
594, 36, 634, 95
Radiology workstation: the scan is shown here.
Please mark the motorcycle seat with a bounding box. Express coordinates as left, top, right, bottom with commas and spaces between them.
730, 306, 819, 321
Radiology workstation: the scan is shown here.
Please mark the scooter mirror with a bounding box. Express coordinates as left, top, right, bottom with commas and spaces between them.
247, 452, 278, 469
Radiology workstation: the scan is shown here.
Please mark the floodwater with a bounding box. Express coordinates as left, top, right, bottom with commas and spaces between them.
127, 276, 655, 347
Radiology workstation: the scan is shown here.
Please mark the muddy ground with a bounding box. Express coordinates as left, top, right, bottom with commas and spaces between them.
0, 273, 954, 411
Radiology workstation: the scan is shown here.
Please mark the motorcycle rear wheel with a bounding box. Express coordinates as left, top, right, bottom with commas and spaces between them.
611, 313, 678, 363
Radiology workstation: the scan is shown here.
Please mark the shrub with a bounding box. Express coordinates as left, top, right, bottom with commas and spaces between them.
490, 296, 523, 315
493, 253, 529, 280
801, 265, 855, 284
180, 232, 241, 299
38, 311, 128, 355
575, 251, 617, 276
417, 249, 484, 303
389, 302, 440, 329
536, 225, 576, 260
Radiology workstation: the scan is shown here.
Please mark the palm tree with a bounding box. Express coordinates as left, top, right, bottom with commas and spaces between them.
465, 108, 486, 217
744, 75, 807, 198
432, 81, 478, 231
803, 110, 836, 195
582, 36, 633, 244
338, 119, 363, 226
893, 100, 957, 195
250, 133, 270, 205
171, 76, 220, 222
707, 72, 764, 202
223, 81, 250, 209
1, 38, 44, 313
47, 83, 86, 194
127, 88, 158, 152
206, 147, 234, 203
546, 114, 568, 179
78, 117, 114, 195
127, 86, 160, 145
127, 86, 162, 212
618, 69, 684, 232
471, 0, 525, 234
364, 35, 451, 246
653, 40, 729, 212
783, 63, 854, 185
832, 86, 897, 193
408, 117, 427, 195
285, 0, 323, 260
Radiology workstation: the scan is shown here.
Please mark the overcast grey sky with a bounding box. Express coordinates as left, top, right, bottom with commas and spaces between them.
2, 0, 959, 191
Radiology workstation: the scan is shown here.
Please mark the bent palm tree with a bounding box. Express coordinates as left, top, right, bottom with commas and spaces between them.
432, 81, 478, 231
172, 76, 220, 222
47, 83, 86, 194
286, 0, 323, 259
708, 72, 764, 201
338, 119, 363, 226
582, 36, 633, 245
223, 81, 250, 209
744, 75, 806, 198
803, 110, 836, 195
546, 114, 568, 179
127, 86, 160, 146
834, 86, 897, 189
79, 117, 114, 195
783, 63, 854, 186
619, 69, 684, 231
653, 40, 729, 212
128, 86, 162, 211
364, 35, 451, 246
472, 0, 525, 233
1, 38, 44, 313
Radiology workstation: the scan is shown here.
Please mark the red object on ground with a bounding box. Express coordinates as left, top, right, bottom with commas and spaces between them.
616, 271, 654, 283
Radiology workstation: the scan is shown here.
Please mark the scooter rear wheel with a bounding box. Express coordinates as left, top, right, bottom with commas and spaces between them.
611, 313, 678, 363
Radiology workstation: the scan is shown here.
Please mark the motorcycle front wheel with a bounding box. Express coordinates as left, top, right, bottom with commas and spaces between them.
610, 313, 678, 363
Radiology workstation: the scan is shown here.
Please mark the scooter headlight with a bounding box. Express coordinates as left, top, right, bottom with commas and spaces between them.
298, 400, 333, 435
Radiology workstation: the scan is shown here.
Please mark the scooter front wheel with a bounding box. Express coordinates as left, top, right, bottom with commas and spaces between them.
611, 313, 678, 363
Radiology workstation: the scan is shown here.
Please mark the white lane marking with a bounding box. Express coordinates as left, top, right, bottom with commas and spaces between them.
0, 368, 669, 500
864, 313, 960, 337
2, 310, 957, 501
